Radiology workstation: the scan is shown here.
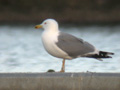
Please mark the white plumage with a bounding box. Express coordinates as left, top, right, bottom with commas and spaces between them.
35, 19, 114, 72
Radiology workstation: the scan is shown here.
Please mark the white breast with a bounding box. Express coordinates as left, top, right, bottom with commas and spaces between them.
41, 31, 72, 59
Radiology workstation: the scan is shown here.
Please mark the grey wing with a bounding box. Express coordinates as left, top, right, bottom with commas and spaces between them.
56, 32, 96, 58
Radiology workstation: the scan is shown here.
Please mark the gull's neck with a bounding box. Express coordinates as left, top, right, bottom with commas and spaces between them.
43, 29, 59, 36
44, 26, 59, 33
42, 27, 60, 41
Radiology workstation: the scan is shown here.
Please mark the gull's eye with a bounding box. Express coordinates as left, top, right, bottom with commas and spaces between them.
44, 22, 47, 24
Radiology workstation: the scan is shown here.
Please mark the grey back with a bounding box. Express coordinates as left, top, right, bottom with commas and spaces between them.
56, 32, 95, 58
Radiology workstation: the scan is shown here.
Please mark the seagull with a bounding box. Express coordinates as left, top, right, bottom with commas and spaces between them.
35, 19, 114, 72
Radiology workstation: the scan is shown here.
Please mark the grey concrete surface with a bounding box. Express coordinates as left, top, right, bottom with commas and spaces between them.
0, 72, 120, 90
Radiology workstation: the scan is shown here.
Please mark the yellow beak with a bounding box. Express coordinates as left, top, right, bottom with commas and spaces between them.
35, 25, 43, 29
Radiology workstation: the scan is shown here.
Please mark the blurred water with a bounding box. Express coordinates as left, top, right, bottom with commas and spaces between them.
0, 25, 120, 72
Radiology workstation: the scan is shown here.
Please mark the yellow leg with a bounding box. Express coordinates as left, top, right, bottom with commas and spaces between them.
60, 59, 65, 72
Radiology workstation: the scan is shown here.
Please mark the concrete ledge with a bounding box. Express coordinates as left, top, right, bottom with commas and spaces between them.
0, 72, 120, 90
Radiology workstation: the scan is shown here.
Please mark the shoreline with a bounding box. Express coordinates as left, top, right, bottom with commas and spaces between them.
0, 10, 120, 25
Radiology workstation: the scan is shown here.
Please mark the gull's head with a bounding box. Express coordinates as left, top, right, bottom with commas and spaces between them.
35, 19, 59, 31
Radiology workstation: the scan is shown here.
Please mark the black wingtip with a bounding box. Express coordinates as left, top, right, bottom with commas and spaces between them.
106, 56, 112, 58
100, 51, 114, 55
107, 52, 114, 55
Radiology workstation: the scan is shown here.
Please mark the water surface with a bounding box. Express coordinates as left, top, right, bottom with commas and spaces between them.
0, 25, 120, 72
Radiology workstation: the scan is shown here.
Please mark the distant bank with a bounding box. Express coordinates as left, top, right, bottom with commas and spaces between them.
0, 0, 120, 24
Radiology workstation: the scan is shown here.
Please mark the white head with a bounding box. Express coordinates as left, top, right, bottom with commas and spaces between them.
35, 19, 59, 31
